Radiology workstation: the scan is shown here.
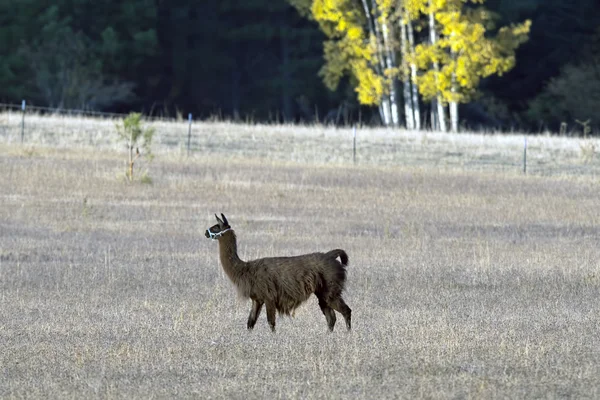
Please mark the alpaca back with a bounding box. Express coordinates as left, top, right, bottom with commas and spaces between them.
248, 251, 347, 315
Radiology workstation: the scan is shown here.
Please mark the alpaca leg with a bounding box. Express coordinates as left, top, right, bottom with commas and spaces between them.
265, 302, 277, 332
317, 297, 337, 332
247, 299, 263, 330
330, 297, 352, 331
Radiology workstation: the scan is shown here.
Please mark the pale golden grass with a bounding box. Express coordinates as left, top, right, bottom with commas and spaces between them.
1, 138, 600, 398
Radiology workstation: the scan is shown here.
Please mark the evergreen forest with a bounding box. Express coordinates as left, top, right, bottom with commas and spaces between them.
1, 0, 599, 132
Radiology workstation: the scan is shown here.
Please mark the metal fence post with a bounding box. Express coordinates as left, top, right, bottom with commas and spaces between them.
353, 126, 357, 165
20, 100, 26, 143
523, 136, 527, 174
187, 113, 192, 156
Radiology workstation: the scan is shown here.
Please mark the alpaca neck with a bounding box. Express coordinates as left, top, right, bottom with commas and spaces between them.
217, 231, 246, 283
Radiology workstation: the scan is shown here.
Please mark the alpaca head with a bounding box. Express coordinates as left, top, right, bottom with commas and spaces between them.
205, 213, 231, 240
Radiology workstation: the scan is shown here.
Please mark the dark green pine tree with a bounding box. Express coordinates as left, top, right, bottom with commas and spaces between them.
482, 0, 600, 129
0, 0, 50, 102
0, 0, 160, 110
156, 0, 348, 122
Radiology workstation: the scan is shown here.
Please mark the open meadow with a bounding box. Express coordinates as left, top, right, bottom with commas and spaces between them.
1, 115, 600, 398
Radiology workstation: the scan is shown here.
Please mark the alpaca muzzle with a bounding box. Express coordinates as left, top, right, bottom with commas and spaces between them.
206, 228, 231, 240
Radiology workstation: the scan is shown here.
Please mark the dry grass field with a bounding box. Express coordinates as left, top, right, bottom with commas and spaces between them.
1, 115, 600, 398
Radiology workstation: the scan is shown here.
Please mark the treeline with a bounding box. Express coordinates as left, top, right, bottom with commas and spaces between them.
0, 0, 599, 132
291, 0, 532, 132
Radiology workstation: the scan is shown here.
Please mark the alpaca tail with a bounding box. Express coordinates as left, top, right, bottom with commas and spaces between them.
327, 249, 348, 266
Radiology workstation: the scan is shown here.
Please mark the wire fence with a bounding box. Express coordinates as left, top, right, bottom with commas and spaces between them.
1, 101, 599, 177
0, 101, 192, 150
0, 101, 180, 120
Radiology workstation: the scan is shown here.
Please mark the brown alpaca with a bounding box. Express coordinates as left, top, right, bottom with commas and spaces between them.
205, 213, 352, 332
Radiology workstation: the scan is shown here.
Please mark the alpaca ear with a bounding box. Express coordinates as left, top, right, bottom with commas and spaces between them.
221, 213, 229, 226
215, 214, 223, 225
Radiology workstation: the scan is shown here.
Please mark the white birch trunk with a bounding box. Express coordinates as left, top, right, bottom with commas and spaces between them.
399, 18, 414, 130
380, 98, 391, 126
368, 0, 394, 126
449, 68, 458, 132
436, 97, 447, 132
360, 0, 390, 125
430, 98, 439, 130
361, 0, 390, 126
449, 100, 458, 132
407, 20, 421, 130
360, 0, 376, 37
381, 21, 399, 126
428, 3, 447, 132
449, 33, 459, 133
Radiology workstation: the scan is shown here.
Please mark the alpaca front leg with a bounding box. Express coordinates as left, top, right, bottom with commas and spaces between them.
247, 299, 263, 330
265, 302, 276, 332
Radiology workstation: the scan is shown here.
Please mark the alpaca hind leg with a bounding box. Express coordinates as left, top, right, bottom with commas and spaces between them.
265, 302, 277, 332
247, 299, 263, 330
317, 297, 337, 332
330, 297, 352, 331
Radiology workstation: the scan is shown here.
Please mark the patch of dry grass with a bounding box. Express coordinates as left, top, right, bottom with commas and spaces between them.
1, 111, 600, 176
1, 134, 600, 397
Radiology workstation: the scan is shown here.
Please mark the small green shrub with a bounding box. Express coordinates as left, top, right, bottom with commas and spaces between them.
580, 141, 596, 164
140, 171, 153, 185
116, 113, 154, 182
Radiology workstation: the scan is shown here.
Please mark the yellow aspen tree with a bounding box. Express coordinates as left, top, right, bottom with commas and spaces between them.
399, 16, 414, 129
312, 1, 386, 107
376, 0, 401, 126
401, 0, 448, 131
399, 0, 423, 130
406, 18, 422, 129
415, 0, 530, 132
359, 0, 392, 123
291, 0, 402, 126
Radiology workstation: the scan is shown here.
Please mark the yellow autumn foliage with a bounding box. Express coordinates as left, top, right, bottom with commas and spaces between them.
310, 0, 391, 105
293, 0, 530, 109
415, 0, 530, 104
